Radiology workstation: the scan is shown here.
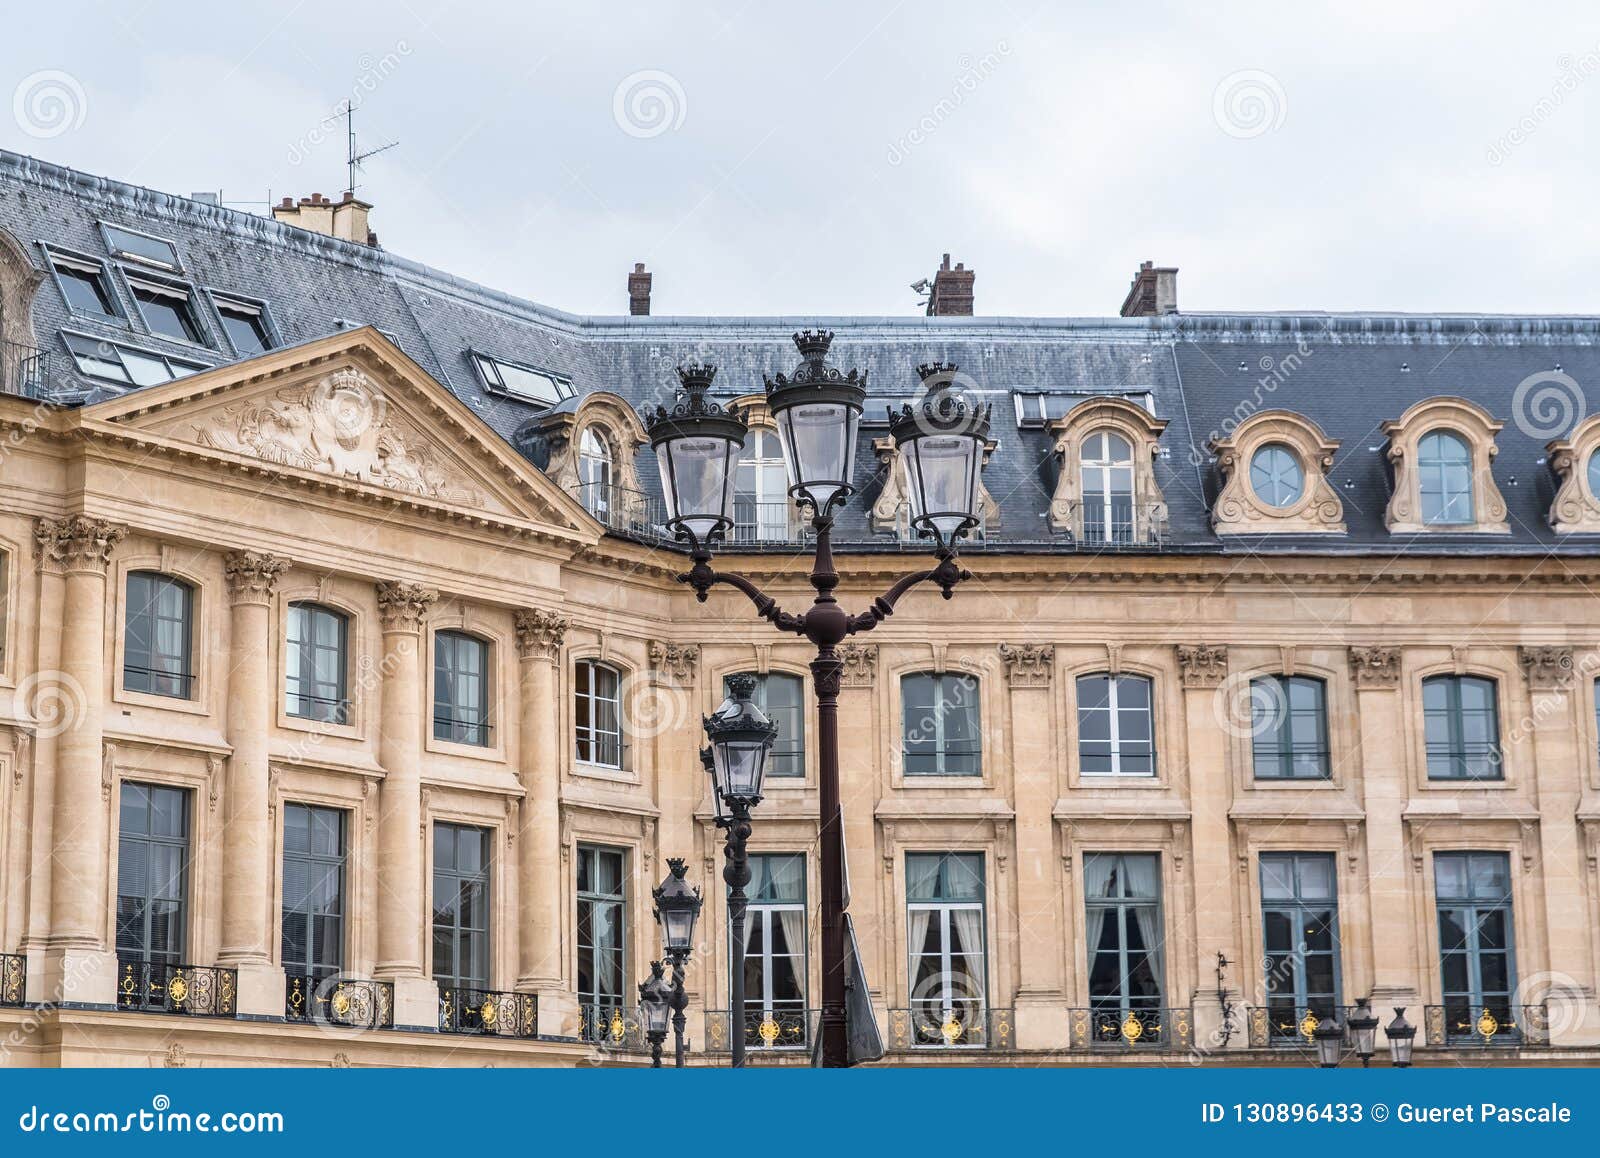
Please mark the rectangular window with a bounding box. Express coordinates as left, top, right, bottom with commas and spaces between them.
51, 253, 119, 317
116, 782, 189, 970
578, 845, 627, 1032
472, 352, 574, 405
1423, 675, 1502, 780
286, 602, 349, 724
102, 224, 181, 270
1259, 852, 1341, 1044
213, 296, 274, 356
1077, 673, 1156, 777
1435, 851, 1517, 1041
64, 332, 205, 386
432, 823, 491, 989
127, 276, 206, 345
727, 672, 804, 778
281, 804, 346, 983
575, 660, 623, 768
1084, 853, 1164, 1023
433, 631, 491, 745
1252, 676, 1331, 779
124, 571, 194, 699
901, 672, 981, 776
905, 852, 986, 1046
740, 853, 808, 1048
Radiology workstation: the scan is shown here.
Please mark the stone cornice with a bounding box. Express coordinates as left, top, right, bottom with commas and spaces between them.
223, 550, 291, 606
33, 515, 125, 574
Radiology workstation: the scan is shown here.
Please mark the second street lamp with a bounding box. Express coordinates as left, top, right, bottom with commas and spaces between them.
1348, 998, 1380, 1068
1314, 1015, 1345, 1068
1386, 1007, 1417, 1068
652, 858, 702, 1069
639, 961, 672, 1069
705, 677, 778, 1069
646, 333, 990, 1067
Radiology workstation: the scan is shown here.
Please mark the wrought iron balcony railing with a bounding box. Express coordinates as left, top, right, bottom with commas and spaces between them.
437, 987, 538, 1038
1068, 1006, 1194, 1050
1246, 1004, 1355, 1049
579, 1002, 646, 1050
116, 958, 237, 1017
1058, 499, 1168, 548
1424, 1002, 1549, 1047
1, 340, 49, 399
886, 1004, 1014, 1050
285, 973, 394, 1030
704, 1008, 815, 1054
1, 953, 23, 1006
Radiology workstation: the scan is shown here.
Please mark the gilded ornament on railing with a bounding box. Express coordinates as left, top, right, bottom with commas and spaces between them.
608, 1009, 626, 1042
168, 972, 189, 1007
992, 1009, 1013, 1049
707, 1012, 728, 1049
1476, 1008, 1500, 1039
481, 998, 498, 1028
1297, 1010, 1320, 1040
1121, 1012, 1144, 1043
758, 1018, 781, 1047
939, 1014, 963, 1045
0, 955, 23, 1005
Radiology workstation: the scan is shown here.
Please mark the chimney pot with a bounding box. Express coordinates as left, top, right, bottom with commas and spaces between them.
1119, 260, 1179, 317
927, 253, 975, 317
629, 263, 653, 316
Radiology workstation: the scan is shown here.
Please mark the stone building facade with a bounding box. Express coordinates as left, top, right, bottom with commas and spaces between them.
0, 150, 1598, 1065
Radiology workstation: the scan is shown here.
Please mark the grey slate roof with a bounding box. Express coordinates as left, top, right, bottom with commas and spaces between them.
4, 147, 1598, 556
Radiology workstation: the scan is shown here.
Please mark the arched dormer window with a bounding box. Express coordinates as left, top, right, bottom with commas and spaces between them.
526, 392, 647, 529
577, 427, 614, 520
1048, 398, 1167, 543
733, 427, 791, 542
1208, 410, 1345, 535
1543, 413, 1600, 533
1381, 398, 1508, 535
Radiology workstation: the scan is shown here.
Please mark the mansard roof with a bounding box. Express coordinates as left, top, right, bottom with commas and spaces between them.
4, 148, 1598, 555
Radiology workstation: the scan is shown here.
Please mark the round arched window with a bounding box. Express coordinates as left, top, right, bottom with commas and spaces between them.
1249, 443, 1304, 508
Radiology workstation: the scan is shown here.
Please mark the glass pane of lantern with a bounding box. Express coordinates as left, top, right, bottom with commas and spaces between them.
777, 402, 855, 509
903, 435, 979, 536
658, 436, 735, 538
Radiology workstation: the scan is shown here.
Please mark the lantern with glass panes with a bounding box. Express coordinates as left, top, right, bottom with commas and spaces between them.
644, 332, 992, 1068
638, 960, 673, 1069
1386, 1007, 1416, 1068
1314, 1015, 1345, 1068
651, 858, 703, 1069
1348, 998, 1379, 1068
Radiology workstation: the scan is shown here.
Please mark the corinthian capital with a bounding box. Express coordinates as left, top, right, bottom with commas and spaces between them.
376, 581, 438, 632
223, 551, 291, 605
34, 516, 125, 574
515, 607, 570, 663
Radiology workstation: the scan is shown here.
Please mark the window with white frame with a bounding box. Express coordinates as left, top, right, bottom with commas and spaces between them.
905, 852, 987, 1046
1080, 430, 1135, 544
472, 352, 574, 405
577, 427, 613, 520
1085, 853, 1164, 1024
738, 853, 808, 1049
1076, 673, 1155, 777
734, 428, 789, 542
575, 659, 623, 768
901, 672, 981, 776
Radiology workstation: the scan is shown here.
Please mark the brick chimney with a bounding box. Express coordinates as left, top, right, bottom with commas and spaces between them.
272, 191, 378, 246
628, 263, 652, 316
1120, 260, 1178, 317
927, 254, 975, 317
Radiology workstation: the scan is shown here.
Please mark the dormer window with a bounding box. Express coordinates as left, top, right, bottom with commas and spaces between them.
1208, 412, 1345, 534
63, 332, 206, 387
1249, 444, 1303, 508
1046, 397, 1168, 543
101, 224, 181, 271
126, 276, 206, 345
211, 295, 275, 356
473, 352, 573, 405
1381, 398, 1508, 535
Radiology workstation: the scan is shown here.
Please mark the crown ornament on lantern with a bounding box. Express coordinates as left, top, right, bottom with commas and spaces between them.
642, 361, 746, 427
888, 361, 994, 441
764, 330, 866, 392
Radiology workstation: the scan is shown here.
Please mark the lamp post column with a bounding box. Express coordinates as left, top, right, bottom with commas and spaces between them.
669, 955, 689, 1068
813, 647, 850, 1069
722, 803, 752, 1068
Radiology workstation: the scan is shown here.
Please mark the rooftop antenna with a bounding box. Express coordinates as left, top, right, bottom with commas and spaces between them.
344, 102, 399, 199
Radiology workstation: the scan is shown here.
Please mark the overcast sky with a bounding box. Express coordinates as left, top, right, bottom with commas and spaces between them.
3, 2, 1598, 317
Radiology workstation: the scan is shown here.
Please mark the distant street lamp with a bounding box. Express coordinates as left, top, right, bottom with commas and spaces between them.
1314, 1015, 1345, 1068
652, 858, 703, 1068
639, 961, 673, 1069
645, 336, 990, 1067
703, 677, 778, 1069
1386, 1007, 1416, 1068
1348, 998, 1379, 1068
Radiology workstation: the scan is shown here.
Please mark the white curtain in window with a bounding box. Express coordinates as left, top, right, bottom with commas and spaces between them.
907, 908, 934, 969
949, 907, 985, 1000
777, 909, 806, 970
1123, 854, 1158, 897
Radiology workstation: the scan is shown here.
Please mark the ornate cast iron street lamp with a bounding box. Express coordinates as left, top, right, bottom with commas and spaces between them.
652, 858, 703, 1068
703, 677, 778, 1069
639, 960, 673, 1069
1386, 1007, 1416, 1068
645, 333, 991, 1067
1348, 997, 1379, 1068
1314, 1014, 1345, 1068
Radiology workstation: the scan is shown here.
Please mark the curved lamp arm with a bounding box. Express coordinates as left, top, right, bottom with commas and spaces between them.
678, 551, 808, 635
847, 551, 970, 635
